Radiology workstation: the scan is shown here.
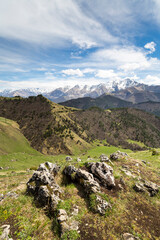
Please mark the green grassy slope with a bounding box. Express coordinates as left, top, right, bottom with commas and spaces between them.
0, 117, 39, 155
0, 144, 160, 239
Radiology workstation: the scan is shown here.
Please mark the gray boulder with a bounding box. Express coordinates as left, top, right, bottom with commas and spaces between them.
110, 151, 128, 160
27, 162, 62, 209
64, 165, 111, 215
133, 180, 159, 196
93, 195, 111, 215
64, 166, 101, 194
133, 183, 146, 193
144, 180, 159, 196
88, 162, 115, 188
100, 154, 109, 162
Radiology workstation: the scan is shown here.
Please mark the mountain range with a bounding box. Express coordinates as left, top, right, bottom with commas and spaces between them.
0, 78, 140, 102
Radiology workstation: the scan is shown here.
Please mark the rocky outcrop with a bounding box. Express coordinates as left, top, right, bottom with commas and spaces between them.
27, 162, 62, 210
27, 162, 80, 237
87, 162, 115, 188
64, 165, 111, 215
133, 180, 159, 196
110, 151, 128, 160
0, 225, 13, 240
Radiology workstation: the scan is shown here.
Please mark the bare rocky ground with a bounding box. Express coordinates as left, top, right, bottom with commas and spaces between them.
0, 151, 160, 240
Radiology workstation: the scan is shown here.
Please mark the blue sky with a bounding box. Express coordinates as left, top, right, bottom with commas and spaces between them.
0, 0, 160, 90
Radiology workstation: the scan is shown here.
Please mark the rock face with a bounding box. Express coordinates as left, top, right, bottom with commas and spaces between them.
133, 180, 159, 196
64, 165, 111, 215
0, 225, 13, 240
88, 162, 115, 188
27, 162, 62, 209
110, 151, 128, 160
100, 154, 109, 162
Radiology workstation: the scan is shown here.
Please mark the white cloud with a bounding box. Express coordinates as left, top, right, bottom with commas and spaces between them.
144, 42, 156, 53
95, 69, 117, 79
62, 68, 83, 77
143, 75, 160, 85
0, 0, 117, 48
90, 46, 150, 72
82, 68, 95, 74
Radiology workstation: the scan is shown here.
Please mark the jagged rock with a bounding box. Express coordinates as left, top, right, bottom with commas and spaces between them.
64, 166, 101, 194
76, 169, 101, 194
66, 156, 72, 161
27, 162, 61, 209
37, 185, 51, 206
133, 180, 159, 196
93, 195, 111, 215
123, 233, 140, 240
64, 166, 111, 215
58, 208, 79, 237
133, 183, 146, 193
144, 180, 159, 196
100, 154, 109, 162
37, 162, 60, 176
88, 162, 115, 188
110, 151, 128, 160
57, 209, 68, 222
0, 225, 13, 240
71, 205, 79, 216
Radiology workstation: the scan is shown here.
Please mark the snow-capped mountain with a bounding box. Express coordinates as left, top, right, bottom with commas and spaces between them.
0, 78, 138, 102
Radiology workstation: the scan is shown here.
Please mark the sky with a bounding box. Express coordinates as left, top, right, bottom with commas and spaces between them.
0, 0, 160, 91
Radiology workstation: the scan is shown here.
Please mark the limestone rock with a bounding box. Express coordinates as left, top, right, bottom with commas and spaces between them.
144, 180, 159, 196
100, 154, 109, 162
88, 162, 115, 188
0, 225, 13, 240
133, 183, 146, 193
64, 165, 111, 215
133, 180, 159, 196
93, 195, 111, 215
123, 233, 140, 240
27, 162, 61, 209
57, 209, 68, 222
110, 151, 128, 160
